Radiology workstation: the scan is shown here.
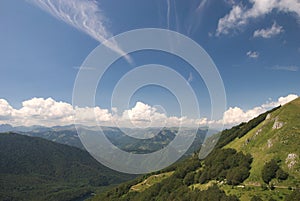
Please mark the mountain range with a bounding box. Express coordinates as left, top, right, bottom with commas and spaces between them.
1, 98, 299, 200
93, 97, 300, 201
0, 125, 210, 200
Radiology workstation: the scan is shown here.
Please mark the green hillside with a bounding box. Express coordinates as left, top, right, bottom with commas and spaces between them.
0, 133, 135, 201
225, 98, 300, 187
93, 98, 300, 201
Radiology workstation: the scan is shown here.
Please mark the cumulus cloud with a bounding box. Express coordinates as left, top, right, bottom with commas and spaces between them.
0, 97, 112, 126
219, 94, 298, 127
0, 98, 209, 128
13, 98, 75, 126
0, 99, 14, 120
121, 102, 167, 128
216, 5, 246, 35
119, 102, 206, 128
262, 94, 298, 108
247, 51, 259, 58
29, 0, 132, 63
216, 0, 300, 36
0, 94, 298, 128
253, 22, 284, 38
74, 107, 113, 125
221, 106, 264, 125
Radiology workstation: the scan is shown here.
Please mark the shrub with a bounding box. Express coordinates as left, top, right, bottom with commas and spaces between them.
251, 195, 263, 201
261, 183, 268, 191
276, 168, 289, 180
183, 172, 195, 186
285, 190, 300, 201
262, 159, 279, 184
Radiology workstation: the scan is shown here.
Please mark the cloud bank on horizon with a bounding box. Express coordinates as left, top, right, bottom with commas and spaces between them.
29, 0, 132, 62
0, 94, 298, 129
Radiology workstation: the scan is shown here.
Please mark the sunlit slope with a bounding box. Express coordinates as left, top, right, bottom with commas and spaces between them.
225, 97, 300, 186
91, 98, 300, 201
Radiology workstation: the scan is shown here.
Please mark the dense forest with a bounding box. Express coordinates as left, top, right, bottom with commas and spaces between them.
0, 133, 135, 201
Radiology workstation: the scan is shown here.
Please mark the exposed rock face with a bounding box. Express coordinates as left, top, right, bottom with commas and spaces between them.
267, 139, 273, 148
272, 117, 284, 130
255, 128, 262, 136
266, 114, 271, 120
286, 153, 298, 169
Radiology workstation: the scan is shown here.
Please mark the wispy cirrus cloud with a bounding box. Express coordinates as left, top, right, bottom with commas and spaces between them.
29, 0, 132, 63
253, 22, 284, 38
216, 0, 300, 36
271, 65, 299, 72
166, 0, 171, 29
196, 0, 208, 11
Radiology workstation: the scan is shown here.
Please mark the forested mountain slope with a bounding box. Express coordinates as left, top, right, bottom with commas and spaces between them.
93, 98, 300, 201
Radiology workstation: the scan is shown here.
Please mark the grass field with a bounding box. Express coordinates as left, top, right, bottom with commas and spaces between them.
129, 171, 174, 192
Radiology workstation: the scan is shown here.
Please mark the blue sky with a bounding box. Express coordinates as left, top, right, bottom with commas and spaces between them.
0, 0, 299, 128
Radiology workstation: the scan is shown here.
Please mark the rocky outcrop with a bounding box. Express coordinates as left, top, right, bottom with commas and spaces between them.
272, 117, 284, 130
266, 114, 271, 120
267, 139, 273, 148
286, 153, 298, 169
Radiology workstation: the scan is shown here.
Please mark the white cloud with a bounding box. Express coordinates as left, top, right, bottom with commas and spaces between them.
216, 0, 300, 36
197, 0, 209, 11
247, 51, 259, 58
121, 102, 167, 128
0, 99, 14, 120
0, 97, 111, 126
219, 94, 298, 127
75, 107, 112, 125
262, 94, 298, 108
0, 94, 298, 128
14, 98, 75, 126
0, 98, 208, 128
29, 0, 132, 63
253, 22, 284, 38
216, 5, 245, 35
221, 106, 265, 126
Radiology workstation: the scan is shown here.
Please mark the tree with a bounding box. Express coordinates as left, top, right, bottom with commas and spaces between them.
227, 166, 250, 185
183, 172, 195, 186
262, 159, 279, 184
198, 171, 208, 184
